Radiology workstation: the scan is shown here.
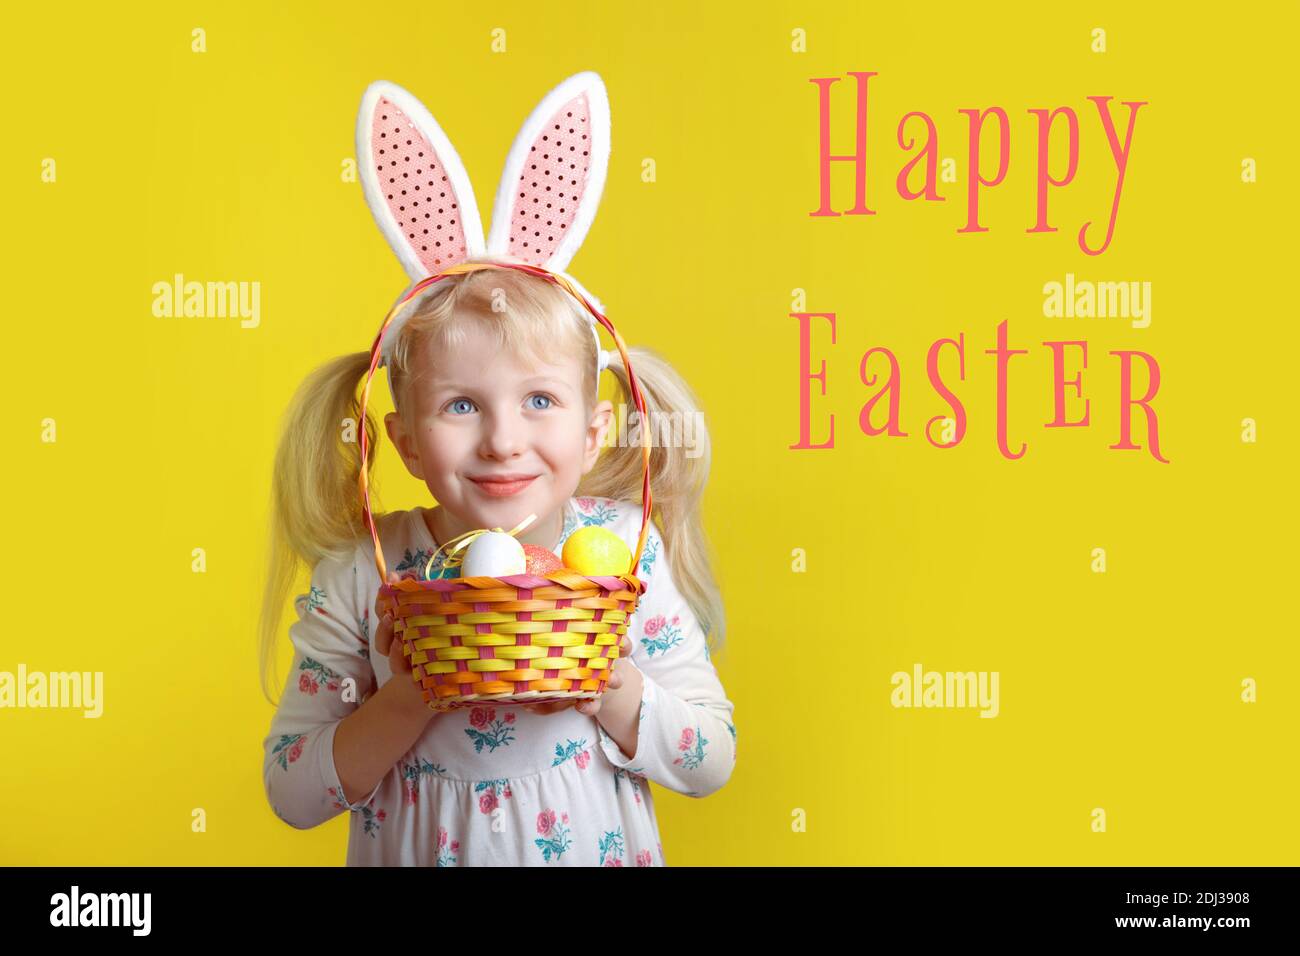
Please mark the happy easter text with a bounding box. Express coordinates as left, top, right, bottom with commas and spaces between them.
794, 73, 1166, 463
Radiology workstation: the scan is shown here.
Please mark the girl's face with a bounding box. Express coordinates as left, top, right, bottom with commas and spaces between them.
385, 319, 613, 540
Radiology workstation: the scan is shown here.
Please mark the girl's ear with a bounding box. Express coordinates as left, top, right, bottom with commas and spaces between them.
384, 410, 425, 481
485, 71, 611, 274
582, 399, 615, 474
357, 80, 487, 279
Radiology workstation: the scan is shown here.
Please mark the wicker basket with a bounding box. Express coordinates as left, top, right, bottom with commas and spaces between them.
356, 261, 654, 712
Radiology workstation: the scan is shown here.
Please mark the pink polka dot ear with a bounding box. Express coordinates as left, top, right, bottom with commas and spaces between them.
372, 98, 467, 272
356, 81, 486, 280
505, 92, 589, 264
486, 72, 611, 274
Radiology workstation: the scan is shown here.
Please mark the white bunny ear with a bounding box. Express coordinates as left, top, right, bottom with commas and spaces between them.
486, 71, 610, 273
357, 80, 486, 279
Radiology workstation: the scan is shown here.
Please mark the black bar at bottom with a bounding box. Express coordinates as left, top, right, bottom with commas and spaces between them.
0, 866, 1285, 940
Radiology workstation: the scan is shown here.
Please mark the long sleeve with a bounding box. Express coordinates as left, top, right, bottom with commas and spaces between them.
595, 515, 737, 798
262, 541, 384, 830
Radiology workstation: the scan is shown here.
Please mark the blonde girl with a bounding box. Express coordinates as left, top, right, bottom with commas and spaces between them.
257, 72, 735, 866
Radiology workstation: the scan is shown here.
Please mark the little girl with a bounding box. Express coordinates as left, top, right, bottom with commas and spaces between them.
257, 73, 735, 866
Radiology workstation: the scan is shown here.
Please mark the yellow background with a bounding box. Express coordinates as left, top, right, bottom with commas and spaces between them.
3, 1, 1296, 865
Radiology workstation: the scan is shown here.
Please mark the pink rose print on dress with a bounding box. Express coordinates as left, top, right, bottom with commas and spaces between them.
465, 707, 517, 753
575, 497, 617, 527
304, 585, 327, 614
298, 657, 343, 695
270, 734, 306, 771
598, 827, 625, 866
636, 849, 653, 867
399, 758, 446, 804
672, 725, 709, 770
395, 547, 439, 581
534, 809, 572, 862
551, 738, 591, 769
613, 768, 644, 805
473, 779, 512, 814
640, 614, 683, 657
326, 788, 386, 837
435, 825, 461, 867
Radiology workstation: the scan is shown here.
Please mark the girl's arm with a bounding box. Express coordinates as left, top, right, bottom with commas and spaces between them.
263, 544, 427, 828
595, 515, 738, 798
332, 611, 436, 804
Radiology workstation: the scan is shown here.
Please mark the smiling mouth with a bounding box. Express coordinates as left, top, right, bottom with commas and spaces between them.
468, 475, 538, 497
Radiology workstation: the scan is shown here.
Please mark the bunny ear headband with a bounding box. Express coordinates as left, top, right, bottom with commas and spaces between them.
356, 70, 616, 383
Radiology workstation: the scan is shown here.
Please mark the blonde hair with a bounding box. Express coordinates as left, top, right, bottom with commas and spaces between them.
258, 261, 726, 704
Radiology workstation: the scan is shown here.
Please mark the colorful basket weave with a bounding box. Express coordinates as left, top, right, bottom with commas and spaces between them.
357, 261, 654, 712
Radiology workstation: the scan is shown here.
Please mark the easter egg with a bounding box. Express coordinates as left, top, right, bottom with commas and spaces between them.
522, 543, 563, 574
561, 526, 632, 576
461, 531, 526, 577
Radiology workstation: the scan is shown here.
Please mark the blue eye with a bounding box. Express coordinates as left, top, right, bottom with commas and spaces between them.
528, 394, 554, 410
447, 398, 476, 415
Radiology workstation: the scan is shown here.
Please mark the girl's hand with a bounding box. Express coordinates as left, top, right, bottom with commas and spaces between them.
522, 634, 633, 717
374, 573, 435, 722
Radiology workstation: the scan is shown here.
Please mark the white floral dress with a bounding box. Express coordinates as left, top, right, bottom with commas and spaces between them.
262, 495, 737, 866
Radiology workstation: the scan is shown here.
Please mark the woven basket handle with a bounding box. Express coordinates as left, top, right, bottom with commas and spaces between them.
356, 262, 654, 583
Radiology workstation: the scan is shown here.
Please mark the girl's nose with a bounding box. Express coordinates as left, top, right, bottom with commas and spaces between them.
478, 412, 527, 460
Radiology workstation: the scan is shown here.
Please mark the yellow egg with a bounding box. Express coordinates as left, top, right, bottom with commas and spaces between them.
562, 526, 633, 576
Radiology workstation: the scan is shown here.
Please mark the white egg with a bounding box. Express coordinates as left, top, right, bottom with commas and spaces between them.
461, 531, 527, 577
